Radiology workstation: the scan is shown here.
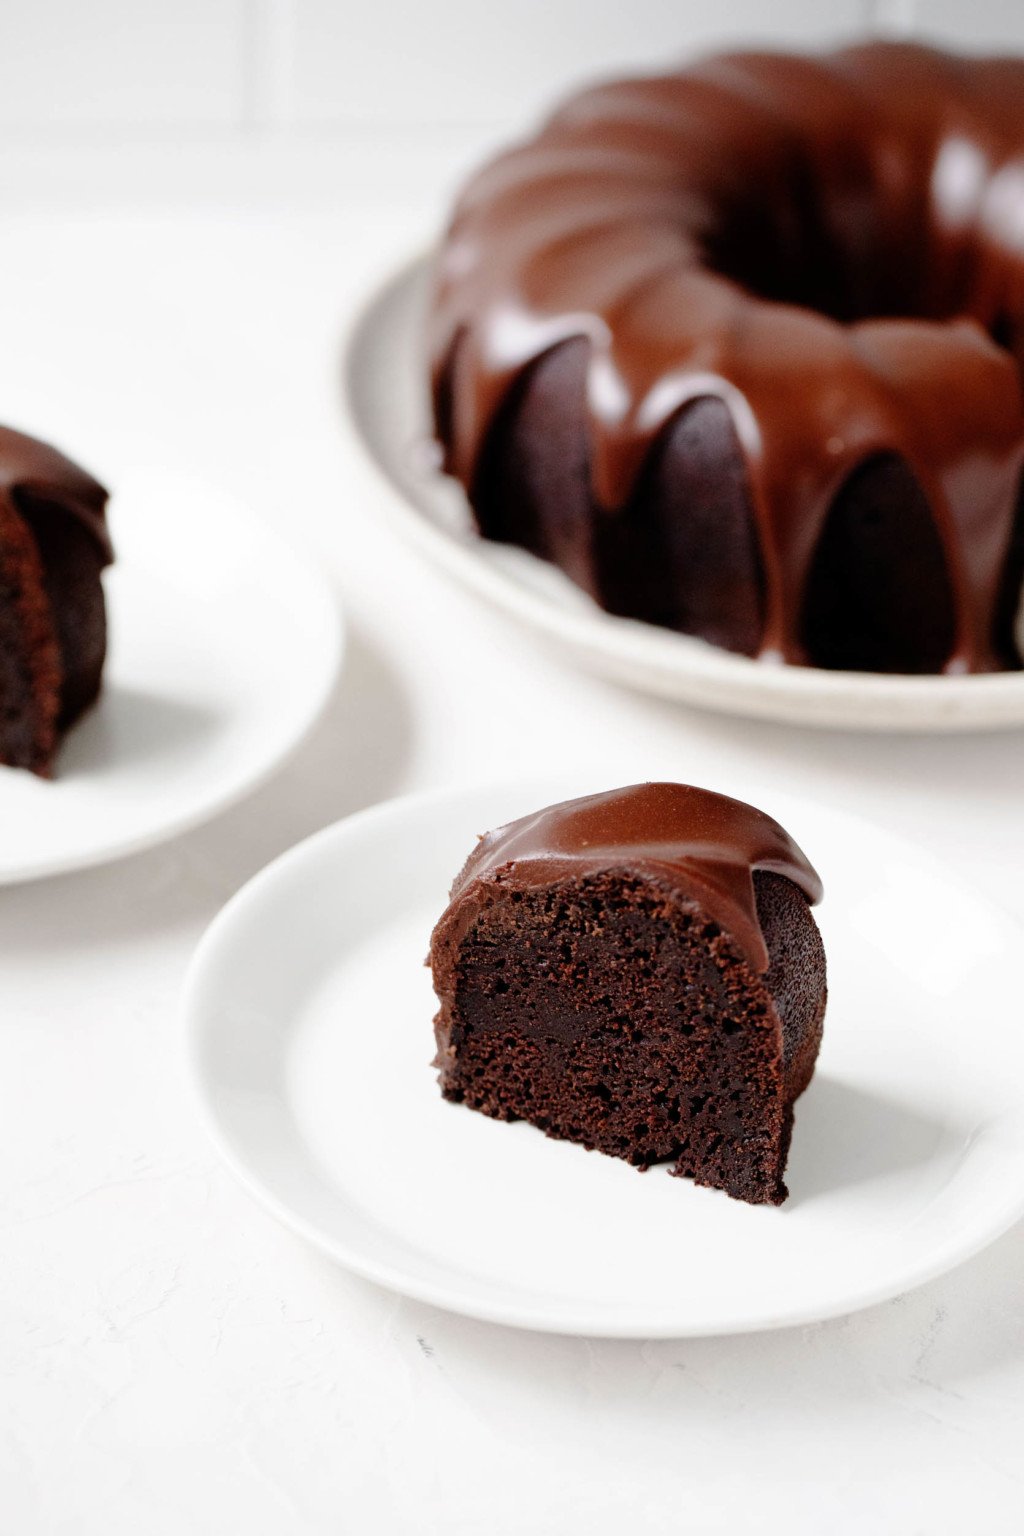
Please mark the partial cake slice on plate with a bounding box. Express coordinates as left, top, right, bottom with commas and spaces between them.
0, 426, 112, 776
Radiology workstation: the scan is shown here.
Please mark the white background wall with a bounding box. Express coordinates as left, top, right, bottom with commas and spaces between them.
0, 0, 1021, 141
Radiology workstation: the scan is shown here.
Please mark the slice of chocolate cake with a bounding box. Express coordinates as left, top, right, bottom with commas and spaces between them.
429, 783, 826, 1205
0, 426, 112, 776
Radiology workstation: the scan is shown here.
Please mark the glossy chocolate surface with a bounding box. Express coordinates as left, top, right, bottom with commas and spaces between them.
447, 782, 822, 973
0, 425, 111, 562
429, 42, 1024, 671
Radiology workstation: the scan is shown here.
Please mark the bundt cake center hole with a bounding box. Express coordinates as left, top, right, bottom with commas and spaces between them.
703, 197, 1021, 346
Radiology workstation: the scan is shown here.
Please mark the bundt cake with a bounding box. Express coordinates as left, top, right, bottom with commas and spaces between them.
428, 42, 1024, 675
429, 783, 826, 1205
0, 426, 112, 776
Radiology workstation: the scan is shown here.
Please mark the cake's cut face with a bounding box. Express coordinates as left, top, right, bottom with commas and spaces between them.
429, 42, 1024, 674
0, 427, 112, 776
429, 784, 827, 1205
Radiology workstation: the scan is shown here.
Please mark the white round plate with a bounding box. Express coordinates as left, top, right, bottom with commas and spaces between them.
343, 255, 1024, 733
0, 468, 342, 883
185, 774, 1024, 1337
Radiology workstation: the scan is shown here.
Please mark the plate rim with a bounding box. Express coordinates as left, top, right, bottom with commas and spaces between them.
183, 776, 1024, 1338
0, 466, 345, 885
340, 251, 1024, 735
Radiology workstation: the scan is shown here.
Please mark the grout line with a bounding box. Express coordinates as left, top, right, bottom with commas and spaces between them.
241, 0, 297, 131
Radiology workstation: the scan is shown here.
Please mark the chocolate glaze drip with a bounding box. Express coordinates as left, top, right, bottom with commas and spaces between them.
429, 42, 1024, 672
0, 425, 111, 562
445, 782, 822, 974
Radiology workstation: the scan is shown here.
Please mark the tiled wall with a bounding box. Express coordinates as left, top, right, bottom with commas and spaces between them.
286, 0, 865, 128
0, 0, 1021, 137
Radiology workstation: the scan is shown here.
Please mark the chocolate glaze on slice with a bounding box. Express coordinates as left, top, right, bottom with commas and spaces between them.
443, 782, 822, 973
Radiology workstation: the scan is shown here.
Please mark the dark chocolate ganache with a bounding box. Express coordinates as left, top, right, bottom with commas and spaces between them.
442, 782, 822, 974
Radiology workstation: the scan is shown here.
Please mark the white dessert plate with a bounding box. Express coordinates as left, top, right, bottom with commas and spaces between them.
343, 255, 1024, 733
0, 468, 342, 883
185, 774, 1024, 1338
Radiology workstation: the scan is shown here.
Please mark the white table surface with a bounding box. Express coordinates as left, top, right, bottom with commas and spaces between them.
2, 141, 1023, 1535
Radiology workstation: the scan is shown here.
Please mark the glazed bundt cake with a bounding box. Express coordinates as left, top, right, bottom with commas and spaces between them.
429, 783, 826, 1206
0, 426, 112, 776
428, 42, 1024, 674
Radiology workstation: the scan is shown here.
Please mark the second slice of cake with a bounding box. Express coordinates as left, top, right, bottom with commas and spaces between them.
429, 782, 826, 1205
